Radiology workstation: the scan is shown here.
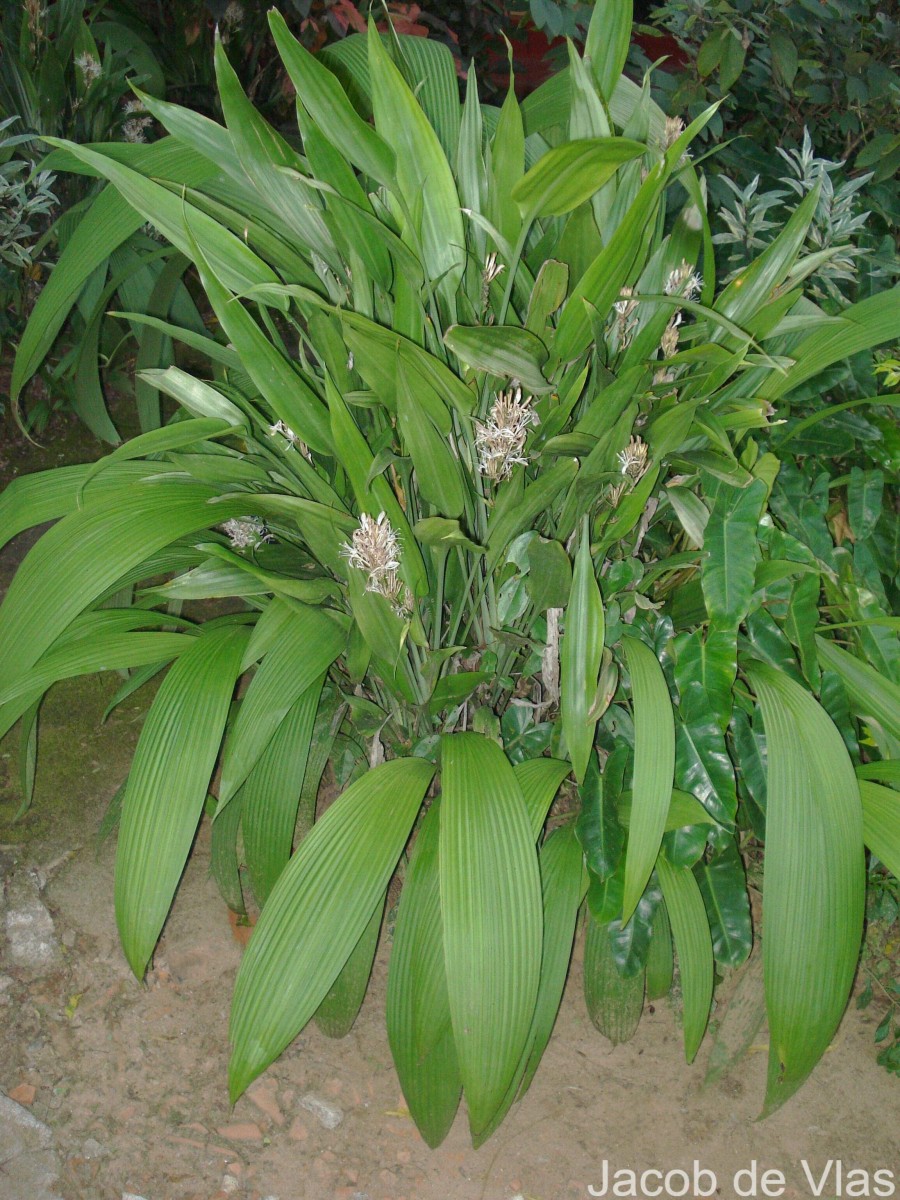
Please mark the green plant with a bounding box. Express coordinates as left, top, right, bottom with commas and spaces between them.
0, 117, 58, 352
2, 0, 899, 1147
642, 0, 900, 189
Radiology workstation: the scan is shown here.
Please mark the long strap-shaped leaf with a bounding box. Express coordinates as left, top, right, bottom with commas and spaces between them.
368, 19, 465, 305
815, 635, 900, 745
439, 732, 542, 1139
474, 823, 587, 1147
515, 757, 573, 839
560, 520, 604, 786
115, 624, 249, 977
748, 664, 865, 1116
218, 603, 345, 808
41, 138, 278, 297
0, 481, 250, 691
386, 802, 462, 1148
657, 855, 713, 1061
240, 676, 324, 907
859, 780, 900, 883
315, 890, 385, 1038
621, 636, 676, 922
229, 757, 434, 1100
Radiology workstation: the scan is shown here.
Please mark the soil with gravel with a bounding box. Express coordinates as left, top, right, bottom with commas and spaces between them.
1, 413, 898, 1200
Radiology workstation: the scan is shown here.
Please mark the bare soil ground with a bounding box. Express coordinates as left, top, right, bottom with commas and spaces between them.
1, 414, 897, 1200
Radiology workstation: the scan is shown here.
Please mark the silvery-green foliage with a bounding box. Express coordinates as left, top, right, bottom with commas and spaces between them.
715, 128, 873, 304
0, 118, 57, 269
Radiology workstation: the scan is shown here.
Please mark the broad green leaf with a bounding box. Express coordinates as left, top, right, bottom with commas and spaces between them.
511, 138, 645, 224
491, 79, 525, 248
701, 479, 767, 629
517, 825, 586, 1093
42, 138, 278, 297
396, 358, 465, 517
609, 882, 661, 978
575, 749, 623, 881
758, 288, 900, 403
315, 891, 384, 1037
673, 628, 736, 731
674, 716, 737, 827
657, 854, 713, 1061
554, 164, 666, 362
115, 625, 249, 978
486, 458, 578, 568
859, 780, 900, 880
192, 248, 333, 456
210, 787, 245, 916
526, 537, 572, 612
440, 732, 542, 1138
139, 367, 244, 429
514, 757, 572, 839
748, 664, 865, 1116
584, 913, 645, 1044
0, 481, 249, 693
585, 0, 633, 102
229, 757, 435, 1099
815, 636, 900, 744
269, 10, 395, 188
218, 602, 345, 808
560, 522, 604, 785
694, 840, 752, 967
0, 461, 175, 550
444, 324, 550, 394
621, 636, 675, 922
386, 802, 462, 1148
241, 678, 323, 907
645, 898, 674, 1000
214, 34, 333, 259
478, 825, 586, 1145
368, 23, 465, 302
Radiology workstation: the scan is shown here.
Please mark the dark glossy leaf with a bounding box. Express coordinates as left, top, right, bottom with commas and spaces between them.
575, 750, 623, 883
675, 717, 738, 828
673, 628, 736, 732
608, 879, 661, 978
702, 479, 767, 630
694, 840, 752, 968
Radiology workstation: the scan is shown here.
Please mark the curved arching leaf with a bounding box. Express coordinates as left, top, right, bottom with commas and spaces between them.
748, 664, 865, 1116
229, 757, 435, 1100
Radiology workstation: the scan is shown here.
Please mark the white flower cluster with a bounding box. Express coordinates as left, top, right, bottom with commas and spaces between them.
75, 53, 101, 85
609, 436, 650, 507
222, 517, 270, 551
268, 420, 312, 461
341, 512, 410, 614
654, 260, 701, 385
121, 98, 152, 144
474, 387, 540, 482
613, 285, 640, 350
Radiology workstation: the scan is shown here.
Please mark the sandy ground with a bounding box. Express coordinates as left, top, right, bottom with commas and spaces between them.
0, 416, 897, 1200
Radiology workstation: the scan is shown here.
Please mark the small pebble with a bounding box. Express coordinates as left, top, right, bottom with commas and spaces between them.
123, 1194, 148, 1200
221, 1175, 240, 1195
299, 1092, 344, 1130
82, 1137, 108, 1159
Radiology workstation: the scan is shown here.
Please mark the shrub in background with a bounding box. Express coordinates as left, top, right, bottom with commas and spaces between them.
1, 0, 899, 1146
